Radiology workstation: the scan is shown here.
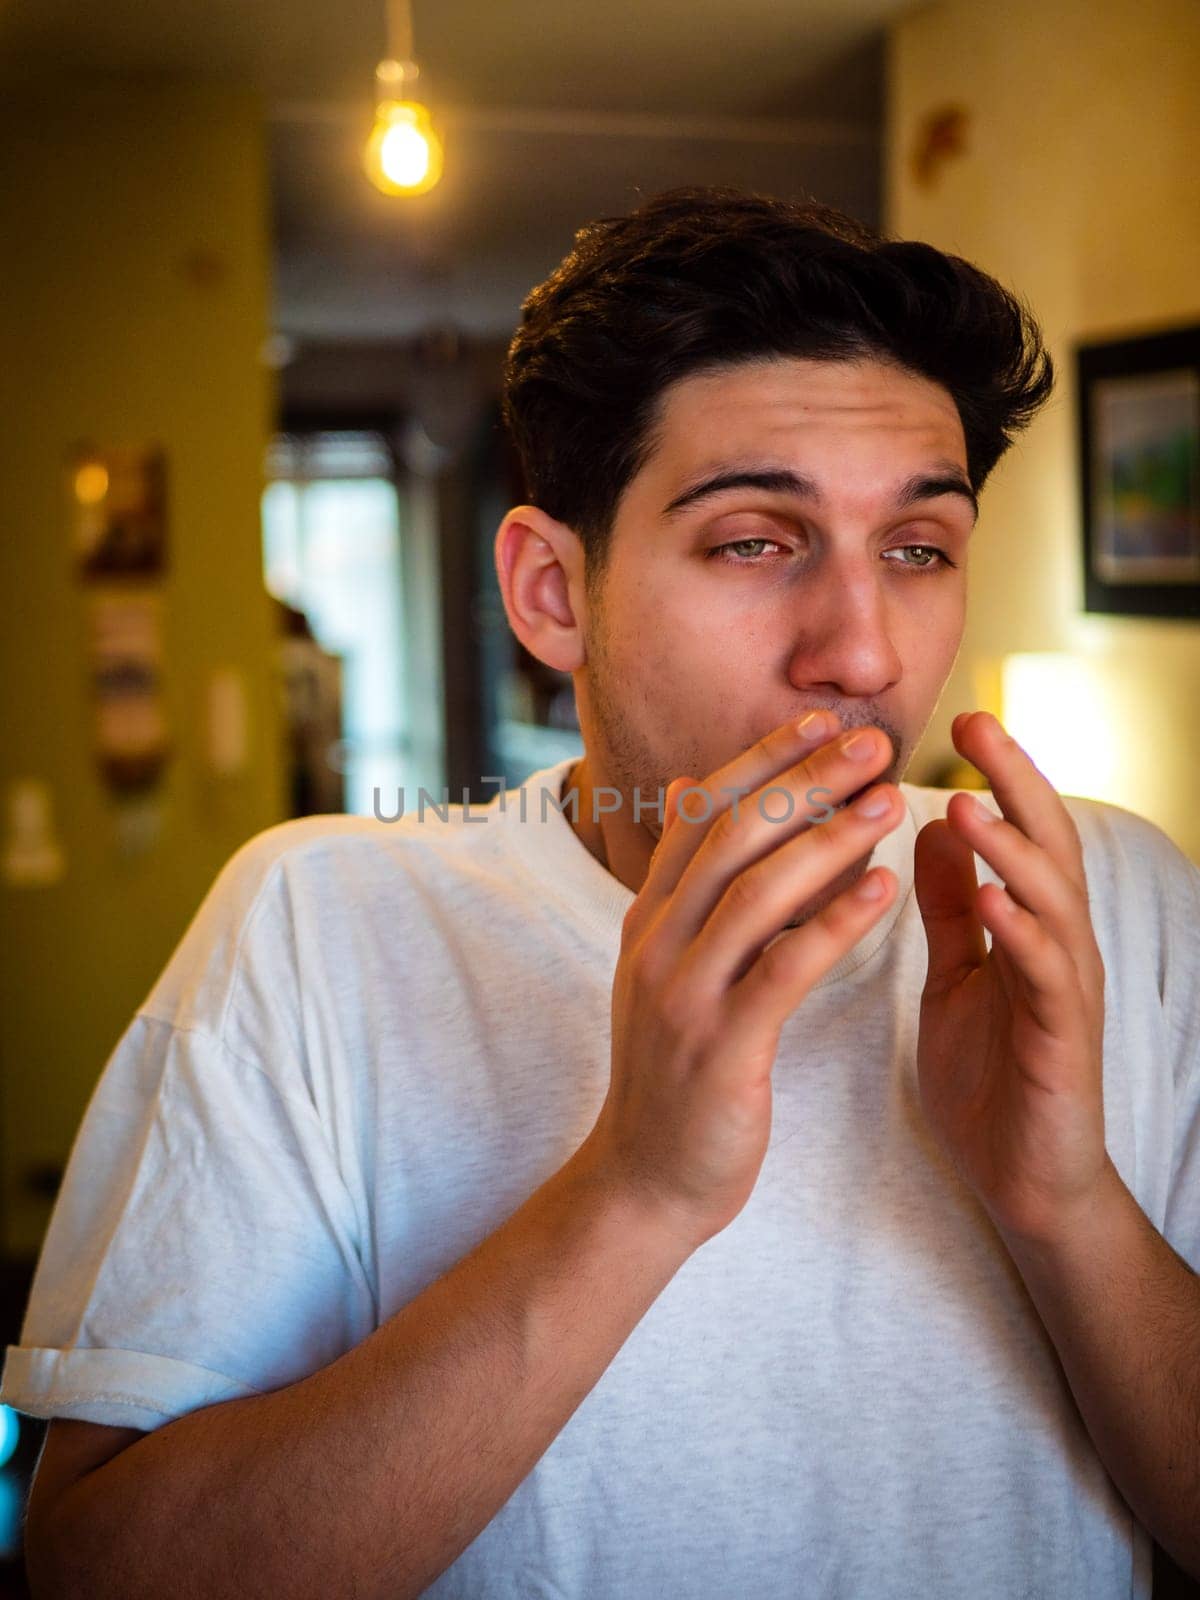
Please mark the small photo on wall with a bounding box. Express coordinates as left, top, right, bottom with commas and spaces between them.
1077, 323, 1200, 619
70, 443, 168, 580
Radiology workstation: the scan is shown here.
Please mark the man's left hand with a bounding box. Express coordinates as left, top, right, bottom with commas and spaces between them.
912, 709, 1112, 1245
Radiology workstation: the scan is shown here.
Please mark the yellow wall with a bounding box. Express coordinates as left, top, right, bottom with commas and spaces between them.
887, 0, 1200, 860
0, 80, 286, 1256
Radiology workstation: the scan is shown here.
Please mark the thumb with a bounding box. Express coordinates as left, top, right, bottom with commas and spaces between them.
913, 815, 988, 997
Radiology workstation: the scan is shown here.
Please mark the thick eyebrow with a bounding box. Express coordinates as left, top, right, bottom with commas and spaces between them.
660, 462, 979, 526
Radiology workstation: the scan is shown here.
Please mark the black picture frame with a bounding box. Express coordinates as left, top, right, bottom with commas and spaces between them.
1076, 323, 1200, 620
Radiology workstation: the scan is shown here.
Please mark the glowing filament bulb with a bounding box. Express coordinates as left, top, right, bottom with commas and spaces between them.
364, 58, 443, 196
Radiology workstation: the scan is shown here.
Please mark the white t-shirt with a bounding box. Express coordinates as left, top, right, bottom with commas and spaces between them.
4, 758, 1199, 1599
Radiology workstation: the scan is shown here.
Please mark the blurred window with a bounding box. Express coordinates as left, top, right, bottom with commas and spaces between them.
262, 431, 409, 815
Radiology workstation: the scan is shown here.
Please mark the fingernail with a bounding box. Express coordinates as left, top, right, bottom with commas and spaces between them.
971, 795, 1000, 823
853, 872, 886, 901
797, 710, 833, 740
841, 731, 878, 762
854, 788, 892, 818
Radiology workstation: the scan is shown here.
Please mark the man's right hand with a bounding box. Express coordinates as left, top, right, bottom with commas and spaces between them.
580, 711, 905, 1253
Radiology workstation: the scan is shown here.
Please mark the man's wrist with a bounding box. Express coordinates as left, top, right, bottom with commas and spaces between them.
556, 1136, 704, 1268
992, 1154, 1132, 1279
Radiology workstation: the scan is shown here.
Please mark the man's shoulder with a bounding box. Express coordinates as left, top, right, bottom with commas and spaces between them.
218, 810, 390, 878
1054, 792, 1198, 880
1052, 795, 1200, 957
214, 799, 511, 897
216, 811, 401, 894
202, 793, 548, 938
138, 805, 517, 1031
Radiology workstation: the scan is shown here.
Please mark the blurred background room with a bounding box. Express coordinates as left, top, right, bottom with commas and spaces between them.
0, 0, 1197, 1590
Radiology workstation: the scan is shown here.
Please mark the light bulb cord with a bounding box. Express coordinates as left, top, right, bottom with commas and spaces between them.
386, 0, 414, 64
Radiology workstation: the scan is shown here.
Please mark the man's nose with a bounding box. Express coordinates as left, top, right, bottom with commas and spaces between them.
784, 560, 904, 701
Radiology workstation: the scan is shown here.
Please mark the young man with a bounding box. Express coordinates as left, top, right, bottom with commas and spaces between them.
6, 188, 1199, 1599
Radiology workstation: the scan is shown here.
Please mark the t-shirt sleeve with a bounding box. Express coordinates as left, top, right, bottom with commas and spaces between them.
1156, 831, 1200, 1270
0, 833, 378, 1432
1071, 797, 1200, 1269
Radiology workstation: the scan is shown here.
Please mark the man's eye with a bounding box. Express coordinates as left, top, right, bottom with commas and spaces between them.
884, 545, 956, 571
705, 538, 784, 564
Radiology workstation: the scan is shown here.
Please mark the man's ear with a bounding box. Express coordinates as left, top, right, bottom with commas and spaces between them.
493, 504, 589, 673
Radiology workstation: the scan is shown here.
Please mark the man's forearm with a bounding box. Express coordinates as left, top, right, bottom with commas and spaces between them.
37, 1142, 693, 1600
998, 1156, 1200, 1576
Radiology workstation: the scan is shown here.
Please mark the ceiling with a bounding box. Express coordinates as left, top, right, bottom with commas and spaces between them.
0, 0, 911, 342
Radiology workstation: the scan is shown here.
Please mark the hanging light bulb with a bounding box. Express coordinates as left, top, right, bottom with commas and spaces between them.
365, 61, 443, 195
364, 0, 443, 196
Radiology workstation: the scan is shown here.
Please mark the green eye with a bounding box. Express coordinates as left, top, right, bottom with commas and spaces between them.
707, 539, 781, 564
886, 545, 955, 570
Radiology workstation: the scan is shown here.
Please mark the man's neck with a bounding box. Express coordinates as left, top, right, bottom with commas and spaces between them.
564, 756, 657, 895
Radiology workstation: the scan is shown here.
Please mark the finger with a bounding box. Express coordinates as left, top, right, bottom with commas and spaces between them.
913, 816, 989, 998
638, 710, 843, 915
649, 723, 894, 951
943, 791, 1104, 999
974, 882, 1094, 1051
720, 865, 899, 1054
648, 777, 694, 861
676, 783, 905, 995
660, 777, 686, 841
952, 711, 1087, 892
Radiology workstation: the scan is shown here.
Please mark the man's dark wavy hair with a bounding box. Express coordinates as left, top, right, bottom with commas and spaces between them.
501, 185, 1054, 588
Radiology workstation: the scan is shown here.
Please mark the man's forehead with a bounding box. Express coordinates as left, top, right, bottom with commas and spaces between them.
658, 353, 959, 413
640, 363, 966, 486
614, 357, 972, 532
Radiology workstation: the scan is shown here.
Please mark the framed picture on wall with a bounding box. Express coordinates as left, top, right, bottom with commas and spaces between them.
1076, 323, 1200, 619
70, 443, 168, 580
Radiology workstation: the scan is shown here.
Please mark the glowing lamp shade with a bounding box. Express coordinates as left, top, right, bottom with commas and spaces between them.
364, 100, 443, 195
1000, 652, 1118, 802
